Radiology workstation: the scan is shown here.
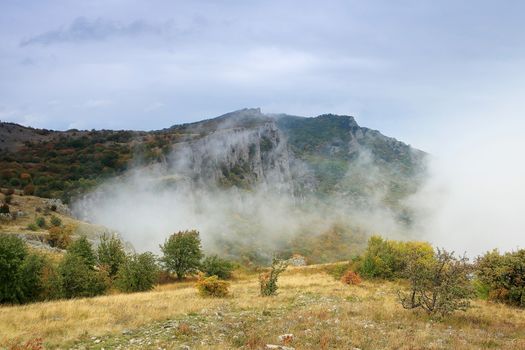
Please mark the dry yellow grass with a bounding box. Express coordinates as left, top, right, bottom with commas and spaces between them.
1, 266, 525, 349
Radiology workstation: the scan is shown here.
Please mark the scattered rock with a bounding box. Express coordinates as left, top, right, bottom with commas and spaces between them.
278, 334, 294, 343
266, 345, 295, 350
287, 254, 307, 266
121, 329, 132, 335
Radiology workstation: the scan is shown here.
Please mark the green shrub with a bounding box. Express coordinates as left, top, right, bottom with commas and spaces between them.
115, 252, 158, 293
201, 255, 235, 279
0, 235, 28, 303
97, 233, 126, 278
398, 248, 474, 318
4, 194, 12, 204
58, 253, 108, 298
358, 235, 434, 279
50, 215, 62, 227
35, 217, 46, 228
196, 275, 230, 297
476, 249, 525, 307
56, 235, 108, 298
68, 236, 96, 267
160, 230, 203, 280
0, 235, 53, 304
27, 223, 38, 231
0, 203, 9, 214
259, 258, 288, 296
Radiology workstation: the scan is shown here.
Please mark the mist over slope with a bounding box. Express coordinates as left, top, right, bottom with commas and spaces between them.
71, 108, 427, 262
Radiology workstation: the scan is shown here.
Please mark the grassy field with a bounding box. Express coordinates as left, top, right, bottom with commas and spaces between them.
1, 265, 524, 350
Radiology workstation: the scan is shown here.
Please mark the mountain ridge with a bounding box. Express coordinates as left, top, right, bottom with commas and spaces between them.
0, 109, 426, 212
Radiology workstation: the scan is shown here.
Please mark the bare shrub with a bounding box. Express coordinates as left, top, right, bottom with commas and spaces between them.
398, 248, 474, 318
259, 258, 288, 296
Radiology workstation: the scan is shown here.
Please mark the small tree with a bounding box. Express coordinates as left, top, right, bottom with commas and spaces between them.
160, 230, 203, 280
68, 236, 96, 267
398, 248, 474, 318
202, 255, 235, 279
0, 235, 52, 304
115, 252, 158, 293
259, 258, 288, 296
0, 235, 29, 303
59, 253, 108, 298
97, 233, 126, 278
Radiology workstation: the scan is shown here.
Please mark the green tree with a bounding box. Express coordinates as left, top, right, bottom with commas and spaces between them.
58, 254, 108, 298
115, 252, 158, 293
201, 255, 235, 279
160, 230, 203, 280
0, 235, 28, 303
0, 235, 51, 304
68, 236, 96, 267
97, 233, 126, 278
58, 236, 108, 298
17, 253, 47, 303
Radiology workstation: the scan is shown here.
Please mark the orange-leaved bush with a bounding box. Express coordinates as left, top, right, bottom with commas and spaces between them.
341, 270, 362, 285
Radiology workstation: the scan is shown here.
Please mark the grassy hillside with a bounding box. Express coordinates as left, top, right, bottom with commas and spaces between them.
0, 192, 113, 244
1, 264, 524, 350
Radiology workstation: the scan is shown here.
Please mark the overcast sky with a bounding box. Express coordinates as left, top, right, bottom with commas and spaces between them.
1, 0, 524, 153
1, 0, 524, 252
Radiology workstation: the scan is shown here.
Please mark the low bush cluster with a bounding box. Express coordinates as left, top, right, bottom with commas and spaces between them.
2, 229, 242, 304
357, 235, 434, 279
476, 249, 525, 307
196, 275, 230, 297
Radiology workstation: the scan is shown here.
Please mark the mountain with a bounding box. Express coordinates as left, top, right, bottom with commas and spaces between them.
0, 108, 426, 207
